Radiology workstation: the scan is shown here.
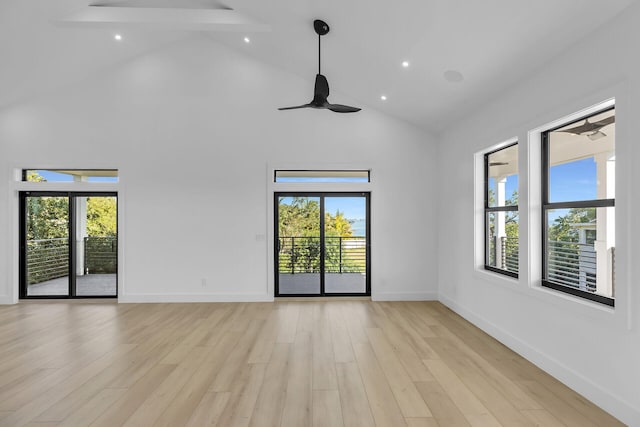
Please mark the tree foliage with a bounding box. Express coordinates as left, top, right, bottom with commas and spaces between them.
278, 197, 353, 237
25, 172, 117, 240
548, 207, 595, 242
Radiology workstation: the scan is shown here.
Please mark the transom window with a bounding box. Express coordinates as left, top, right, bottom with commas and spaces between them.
23, 169, 119, 183
274, 170, 369, 183
484, 142, 519, 277
542, 106, 615, 306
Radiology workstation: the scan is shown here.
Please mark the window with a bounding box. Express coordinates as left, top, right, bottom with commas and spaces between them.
484, 143, 519, 277
274, 170, 369, 183
23, 169, 118, 183
542, 106, 615, 306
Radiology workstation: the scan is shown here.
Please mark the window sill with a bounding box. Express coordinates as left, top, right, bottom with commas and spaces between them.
474, 267, 520, 290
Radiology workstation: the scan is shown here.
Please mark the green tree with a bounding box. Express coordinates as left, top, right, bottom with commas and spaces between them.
548, 208, 595, 242
86, 197, 117, 236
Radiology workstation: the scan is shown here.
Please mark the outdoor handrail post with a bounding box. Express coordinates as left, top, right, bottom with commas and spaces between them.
339, 237, 343, 273
291, 236, 295, 274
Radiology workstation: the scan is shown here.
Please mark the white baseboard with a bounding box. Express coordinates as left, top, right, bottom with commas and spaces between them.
118, 293, 274, 303
0, 295, 14, 305
439, 293, 640, 427
372, 291, 438, 301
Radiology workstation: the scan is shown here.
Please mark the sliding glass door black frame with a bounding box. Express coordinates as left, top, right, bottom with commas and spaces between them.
274, 192, 371, 297
19, 191, 118, 299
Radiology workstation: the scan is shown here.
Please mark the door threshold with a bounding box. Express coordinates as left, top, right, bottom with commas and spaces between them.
19, 298, 118, 304
275, 296, 371, 302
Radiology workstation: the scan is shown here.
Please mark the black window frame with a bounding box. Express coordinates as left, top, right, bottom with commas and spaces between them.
541, 106, 615, 307
484, 142, 519, 278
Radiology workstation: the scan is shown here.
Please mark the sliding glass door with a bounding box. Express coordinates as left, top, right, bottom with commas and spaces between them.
275, 192, 370, 296
20, 192, 118, 298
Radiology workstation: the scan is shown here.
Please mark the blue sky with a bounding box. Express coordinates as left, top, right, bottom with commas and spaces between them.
490, 157, 597, 204
32, 170, 118, 183
279, 196, 366, 221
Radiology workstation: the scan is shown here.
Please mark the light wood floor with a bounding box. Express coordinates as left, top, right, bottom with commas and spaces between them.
0, 300, 624, 427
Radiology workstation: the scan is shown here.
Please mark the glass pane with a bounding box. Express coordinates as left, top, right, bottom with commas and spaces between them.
547, 109, 615, 203
486, 211, 519, 274
26, 196, 69, 296
324, 197, 367, 293
275, 170, 369, 183
24, 169, 119, 183
76, 196, 118, 296
487, 144, 518, 207
546, 206, 615, 298
277, 196, 321, 294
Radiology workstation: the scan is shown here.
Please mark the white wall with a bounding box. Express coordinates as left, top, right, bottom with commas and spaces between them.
437, 4, 640, 425
0, 36, 438, 303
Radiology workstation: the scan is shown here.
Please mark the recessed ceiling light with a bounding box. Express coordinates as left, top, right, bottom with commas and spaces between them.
114, 34, 122, 41
380, 95, 387, 101
244, 36, 251, 43
401, 61, 410, 68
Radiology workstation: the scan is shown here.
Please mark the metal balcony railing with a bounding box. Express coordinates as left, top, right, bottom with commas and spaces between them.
278, 236, 366, 274
547, 240, 598, 292
26, 238, 69, 285
501, 236, 519, 273
26, 237, 117, 285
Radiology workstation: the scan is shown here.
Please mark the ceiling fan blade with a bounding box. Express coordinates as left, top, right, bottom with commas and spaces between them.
327, 104, 361, 113
559, 114, 615, 135
314, 74, 329, 99
278, 104, 313, 110
587, 131, 607, 141
558, 121, 594, 135
593, 115, 615, 127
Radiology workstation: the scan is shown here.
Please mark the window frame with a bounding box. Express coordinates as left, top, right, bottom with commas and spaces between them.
484, 142, 519, 278
541, 106, 615, 306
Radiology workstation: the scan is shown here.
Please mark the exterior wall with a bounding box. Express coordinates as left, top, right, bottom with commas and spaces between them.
0, 37, 438, 303
437, 4, 640, 425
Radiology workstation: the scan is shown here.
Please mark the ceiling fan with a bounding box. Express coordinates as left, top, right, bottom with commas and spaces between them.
557, 115, 615, 141
279, 19, 361, 113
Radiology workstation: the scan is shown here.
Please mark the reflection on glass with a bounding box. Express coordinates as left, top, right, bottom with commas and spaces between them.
277, 197, 321, 294
24, 169, 119, 183
546, 206, 615, 298
487, 144, 518, 207
324, 197, 367, 294
26, 196, 70, 296
486, 211, 519, 273
547, 109, 615, 203
76, 196, 118, 296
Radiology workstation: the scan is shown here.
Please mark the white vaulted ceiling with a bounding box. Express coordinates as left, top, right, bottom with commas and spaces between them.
0, 0, 637, 133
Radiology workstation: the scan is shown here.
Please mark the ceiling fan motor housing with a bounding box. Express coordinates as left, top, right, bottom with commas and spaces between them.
314, 19, 330, 35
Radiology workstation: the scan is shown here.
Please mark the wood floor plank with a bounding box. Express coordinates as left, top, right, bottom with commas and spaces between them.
0, 301, 623, 427
57, 387, 123, 427
423, 359, 501, 427
520, 409, 565, 427
405, 417, 440, 427
90, 364, 177, 427
215, 362, 267, 427
281, 330, 313, 427
311, 304, 338, 391
248, 343, 291, 427
415, 380, 470, 427
312, 390, 344, 427
329, 305, 356, 363
365, 328, 431, 417
335, 362, 376, 427
122, 346, 209, 426
352, 342, 407, 427
185, 391, 231, 427
185, 391, 230, 427
155, 331, 243, 427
